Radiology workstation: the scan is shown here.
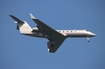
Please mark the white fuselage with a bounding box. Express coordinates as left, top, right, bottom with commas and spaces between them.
25, 28, 96, 38
56, 30, 95, 37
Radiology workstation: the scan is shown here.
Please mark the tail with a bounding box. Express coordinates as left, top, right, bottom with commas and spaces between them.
9, 15, 32, 34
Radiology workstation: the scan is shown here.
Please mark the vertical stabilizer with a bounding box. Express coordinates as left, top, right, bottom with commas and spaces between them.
9, 15, 32, 34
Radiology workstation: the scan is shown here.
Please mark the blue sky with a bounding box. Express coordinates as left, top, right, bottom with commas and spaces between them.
1, 0, 105, 69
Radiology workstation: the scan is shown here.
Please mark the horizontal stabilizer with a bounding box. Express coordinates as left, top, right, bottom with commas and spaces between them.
9, 15, 24, 23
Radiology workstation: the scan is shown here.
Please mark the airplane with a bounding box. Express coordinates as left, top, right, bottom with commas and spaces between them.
9, 13, 96, 53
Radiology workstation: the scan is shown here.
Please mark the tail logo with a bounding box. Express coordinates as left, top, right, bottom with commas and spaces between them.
25, 26, 30, 29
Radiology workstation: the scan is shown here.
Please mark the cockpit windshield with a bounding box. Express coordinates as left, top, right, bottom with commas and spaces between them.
86, 30, 89, 31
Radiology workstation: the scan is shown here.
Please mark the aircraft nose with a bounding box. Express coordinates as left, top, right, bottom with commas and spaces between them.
91, 33, 96, 37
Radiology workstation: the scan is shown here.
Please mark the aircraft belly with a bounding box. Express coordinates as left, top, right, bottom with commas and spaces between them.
66, 33, 87, 37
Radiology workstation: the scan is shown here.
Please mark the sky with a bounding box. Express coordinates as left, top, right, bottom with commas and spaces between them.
1, 0, 105, 69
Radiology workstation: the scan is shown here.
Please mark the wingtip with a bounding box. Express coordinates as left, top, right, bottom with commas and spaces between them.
9, 14, 13, 17
30, 13, 36, 19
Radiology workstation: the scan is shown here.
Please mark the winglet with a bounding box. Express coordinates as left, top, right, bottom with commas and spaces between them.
30, 13, 36, 19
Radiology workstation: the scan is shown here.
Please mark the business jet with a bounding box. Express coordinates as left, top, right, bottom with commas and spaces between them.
9, 13, 96, 53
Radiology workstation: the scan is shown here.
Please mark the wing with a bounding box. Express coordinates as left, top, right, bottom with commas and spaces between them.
47, 38, 65, 53
30, 13, 66, 53
30, 13, 64, 38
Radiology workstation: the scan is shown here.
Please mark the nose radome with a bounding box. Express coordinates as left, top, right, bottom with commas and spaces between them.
87, 31, 96, 37
92, 33, 96, 36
